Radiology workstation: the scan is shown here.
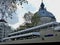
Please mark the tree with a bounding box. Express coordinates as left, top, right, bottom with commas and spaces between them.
24, 11, 33, 23
18, 25, 26, 30
31, 12, 40, 26
0, 0, 28, 20
17, 23, 33, 31
25, 23, 33, 28
18, 12, 41, 30
17, 12, 41, 31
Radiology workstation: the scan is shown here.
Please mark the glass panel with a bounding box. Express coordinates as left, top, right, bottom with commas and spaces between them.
44, 34, 53, 37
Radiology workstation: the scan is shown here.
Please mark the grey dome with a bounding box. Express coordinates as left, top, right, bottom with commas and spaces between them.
38, 9, 56, 19
37, 2, 56, 20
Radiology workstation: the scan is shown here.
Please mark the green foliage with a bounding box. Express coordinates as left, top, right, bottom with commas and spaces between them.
19, 25, 26, 30
0, 0, 28, 19
31, 12, 40, 26
17, 12, 41, 31
25, 23, 33, 28
17, 23, 33, 30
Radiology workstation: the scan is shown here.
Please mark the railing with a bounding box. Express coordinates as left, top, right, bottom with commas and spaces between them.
2, 32, 40, 41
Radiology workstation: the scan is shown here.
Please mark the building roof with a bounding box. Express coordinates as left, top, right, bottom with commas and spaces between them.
38, 1, 56, 20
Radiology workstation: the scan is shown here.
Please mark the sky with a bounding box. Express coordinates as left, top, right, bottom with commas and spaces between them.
9, 0, 60, 29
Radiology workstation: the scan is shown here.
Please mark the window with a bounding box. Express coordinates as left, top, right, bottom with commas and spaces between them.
0, 25, 2, 27
8, 35, 11, 37
44, 34, 53, 37
57, 30, 60, 32
0, 28, 2, 30
11, 38, 15, 41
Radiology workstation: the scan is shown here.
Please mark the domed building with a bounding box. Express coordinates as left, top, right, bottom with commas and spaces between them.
37, 1, 56, 24
1, 0, 60, 44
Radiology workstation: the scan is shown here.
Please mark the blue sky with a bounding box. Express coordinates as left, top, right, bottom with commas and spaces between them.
8, 0, 60, 29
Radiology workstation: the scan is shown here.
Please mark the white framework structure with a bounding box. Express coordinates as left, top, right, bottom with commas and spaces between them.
2, 21, 60, 42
